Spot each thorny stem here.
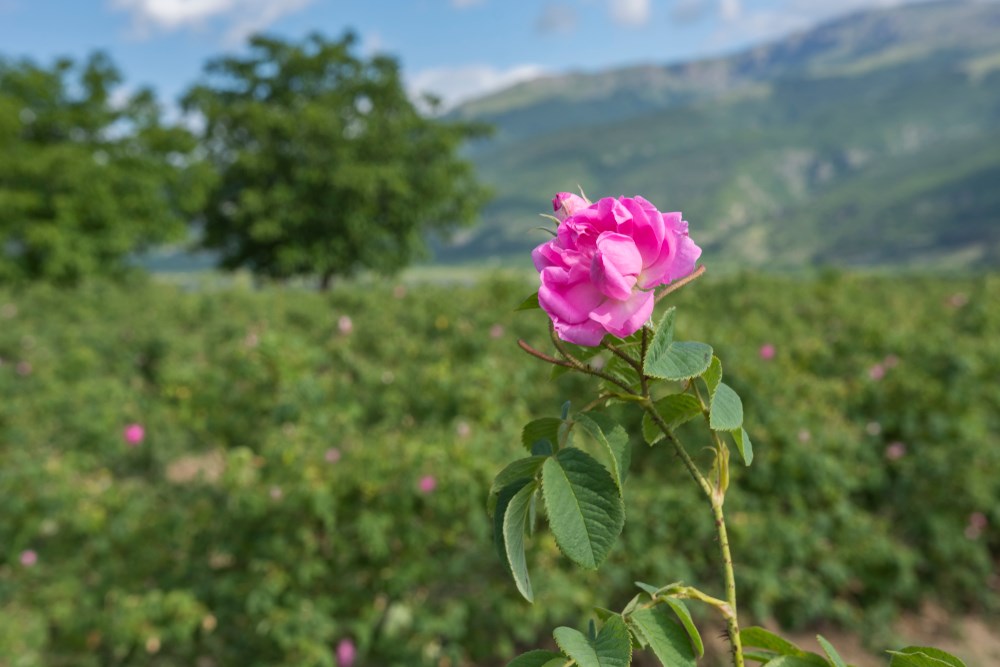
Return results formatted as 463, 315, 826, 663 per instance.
643, 387, 745, 667
601, 339, 642, 373
517, 339, 574, 368
547, 324, 637, 395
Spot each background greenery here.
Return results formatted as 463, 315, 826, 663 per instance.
2, 272, 997, 666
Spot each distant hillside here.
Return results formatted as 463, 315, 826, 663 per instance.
443, 0, 1000, 270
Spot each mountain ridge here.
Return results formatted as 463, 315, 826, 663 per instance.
441, 0, 1000, 270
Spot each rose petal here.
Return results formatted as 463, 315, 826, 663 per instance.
539, 267, 605, 325
590, 232, 642, 300
590, 289, 655, 338
620, 196, 665, 265
552, 192, 590, 221
554, 318, 607, 346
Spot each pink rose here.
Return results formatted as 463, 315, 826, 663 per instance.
759, 344, 776, 360
419, 475, 436, 494
20, 549, 37, 567
533, 194, 701, 346
336, 638, 356, 667
123, 423, 145, 446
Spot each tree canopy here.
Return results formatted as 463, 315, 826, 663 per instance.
0, 52, 208, 285
182, 32, 492, 287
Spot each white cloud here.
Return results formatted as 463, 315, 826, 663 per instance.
110, 0, 316, 43
409, 63, 547, 110
719, 0, 741, 22
537, 3, 579, 34
608, 0, 651, 26
709, 0, 931, 49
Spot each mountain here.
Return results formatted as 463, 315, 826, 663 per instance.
442, 0, 1000, 270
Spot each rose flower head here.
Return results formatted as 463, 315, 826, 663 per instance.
532, 193, 701, 346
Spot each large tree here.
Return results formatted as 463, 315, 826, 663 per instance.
182, 32, 491, 288
0, 52, 207, 285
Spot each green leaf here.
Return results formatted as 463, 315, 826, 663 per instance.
487, 456, 547, 517
733, 428, 754, 466
745, 650, 779, 664
646, 307, 677, 354
663, 598, 704, 658
493, 479, 532, 568
710, 382, 743, 431
643, 308, 713, 380
629, 606, 696, 667
503, 481, 537, 602
703, 355, 723, 396
603, 354, 641, 391
762, 658, 830, 667
888, 647, 967, 667
522, 418, 563, 452
740, 628, 806, 657
575, 412, 631, 491
641, 394, 703, 445
541, 448, 625, 570
507, 650, 565, 667
816, 636, 847, 667
516, 292, 540, 311
553, 616, 631, 667
647, 342, 714, 381
634, 581, 661, 597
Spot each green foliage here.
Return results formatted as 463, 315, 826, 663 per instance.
553, 616, 631, 667
0, 53, 207, 285
817, 635, 847, 667
662, 599, 704, 659
629, 606, 697, 667
887, 647, 967, 667
641, 394, 702, 445
1, 272, 998, 665
644, 308, 713, 380
541, 448, 625, 571
182, 32, 491, 287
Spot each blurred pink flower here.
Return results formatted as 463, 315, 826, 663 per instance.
489, 323, 505, 339
337, 638, 356, 667
868, 364, 885, 381
797, 429, 811, 443
419, 475, 437, 494
947, 292, 968, 308
885, 442, 906, 461
965, 512, 988, 540
456, 421, 471, 438
325, 448, 342, 464
269, 486, 283, 501
123, 423, 145, 446
883, 354, 899, 368
16, 360, 32, 376
759, 344, 776, 361
393, 285, 407, 299
337, 316, 353, 335
20, 549, 37, 567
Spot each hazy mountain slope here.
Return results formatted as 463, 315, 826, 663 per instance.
445, 0, 1000, 270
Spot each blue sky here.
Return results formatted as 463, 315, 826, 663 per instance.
0, 0, 928, 109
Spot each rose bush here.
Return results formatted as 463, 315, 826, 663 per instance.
532, 193, 701, 345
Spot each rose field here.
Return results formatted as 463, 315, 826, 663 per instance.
1, 270, 997, 666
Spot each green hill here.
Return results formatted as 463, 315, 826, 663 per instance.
443, 0, 1000, 270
